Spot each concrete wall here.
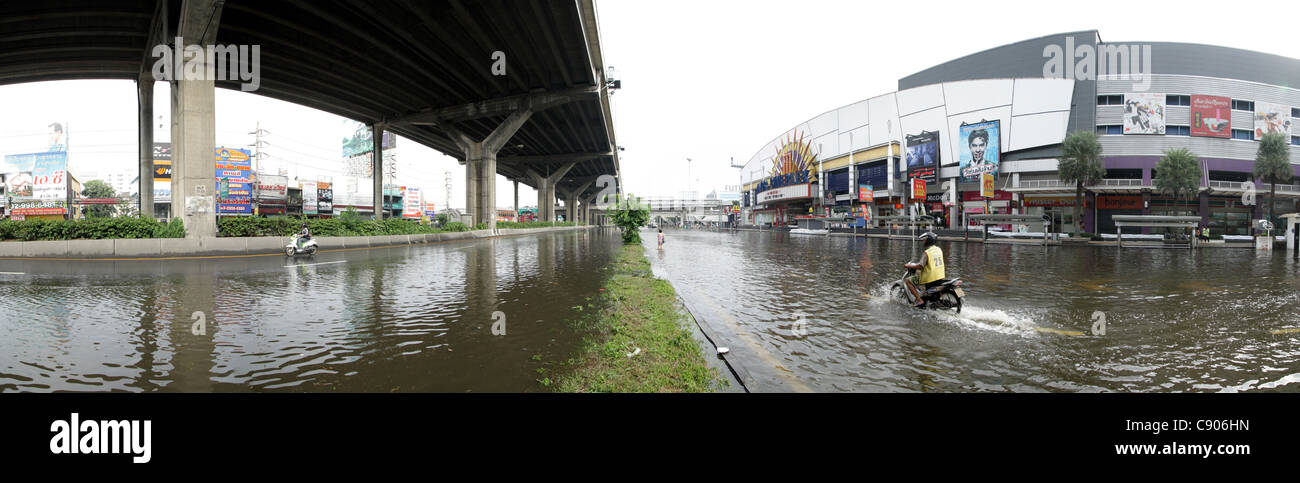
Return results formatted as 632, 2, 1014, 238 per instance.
0, 225, 597, 259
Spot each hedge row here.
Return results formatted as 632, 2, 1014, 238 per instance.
0, 217, 185, 241
216, 215, 469, 237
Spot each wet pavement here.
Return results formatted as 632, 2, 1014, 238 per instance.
645, 228, 1300, 392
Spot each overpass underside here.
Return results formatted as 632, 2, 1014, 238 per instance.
0, 0, 621, 235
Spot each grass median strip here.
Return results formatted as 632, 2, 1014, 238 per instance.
546, 244, 724, 393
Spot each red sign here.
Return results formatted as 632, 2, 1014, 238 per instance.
859, 184, 873, 202
962, 190, 1013, 201
1097, 195, 1142, 210
12, 207, 66, 216
911, 178, 926, 200
1190, 95, 1231, 138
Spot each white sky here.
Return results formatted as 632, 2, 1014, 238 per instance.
2, 0, 1298, 209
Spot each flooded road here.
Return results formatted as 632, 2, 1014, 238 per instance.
0, 229, 622, 392
647, 228, 1300, 392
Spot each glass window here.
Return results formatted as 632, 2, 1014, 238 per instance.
1096, 125, 1123, 135
1292, 108, 1300, 118
1165, 95, 1190, 106
1097, 95, 1125, 106
1293, 136, 1300, 146
1231, 129, 1255, 140
1167, 125, 1190, 136
1232, 99, 1254, 111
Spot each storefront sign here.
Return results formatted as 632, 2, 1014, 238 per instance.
911, 178, 926, 200
963, 190, 1013, 201
1097, 195, 1142, 210
256, 175, 288, 200
758, 183, 811, 204
981, 173, 995, 198
1024, 196, 1077, 207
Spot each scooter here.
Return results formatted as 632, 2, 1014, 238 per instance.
286, 234, 318, 256
891, 268, 964, 312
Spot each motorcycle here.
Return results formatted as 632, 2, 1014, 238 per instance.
891, 268, 964, 312
285, 234, 318, 256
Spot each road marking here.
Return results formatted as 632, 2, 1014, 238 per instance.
1033, 327, 1086, 337
0, 271, 25, 275
283, 260, 347, 268
1271, 328, 1300, 335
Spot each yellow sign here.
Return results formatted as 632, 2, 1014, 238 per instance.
981, 173, 995, 198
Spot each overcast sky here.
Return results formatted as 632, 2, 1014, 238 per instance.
2, 0, 1297, 209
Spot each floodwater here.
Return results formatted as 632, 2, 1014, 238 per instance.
0, 229, 623, 392
646, 228, 1300, 392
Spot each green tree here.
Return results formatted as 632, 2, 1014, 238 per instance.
80, 180, 117, 218
1254, 131, 1293, 224
1058, 130, 1105, 235
610, 194, 650, 244
1154, 148, 1201, 209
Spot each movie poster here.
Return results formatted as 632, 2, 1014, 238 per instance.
1254, 101, 1293, 139
1190, 95, 1231, 138
906, 131, 939, 182
958, 120, 1000, 182
1123, 93, 1166, 135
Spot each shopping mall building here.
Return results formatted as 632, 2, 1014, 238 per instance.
740, 30, 1300, 235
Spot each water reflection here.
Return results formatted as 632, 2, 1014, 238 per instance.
0, 230, 622, 392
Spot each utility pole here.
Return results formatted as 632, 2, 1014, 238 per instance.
248, 122, 269, 201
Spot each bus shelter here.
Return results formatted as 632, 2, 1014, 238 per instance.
1112, 215, 1200, 249
967, 214, 1052, 244
876, 215, 935, 239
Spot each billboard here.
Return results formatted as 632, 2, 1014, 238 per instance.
858, 184, 873, 203
1254, 101, 1293, 139
424, 202, 436, 218
3, 152, 67, 201
342, 122, 397, 158
1123, 93, 1165, 135
215, 147, 253, 215
1190, 95, 1231, 138
302, 181, 318, 215
911, 178, 926, 200
153, 142, 172, 200
958, 120, 1000, 182
256, 175, 288, 200
318, 181, 333, 215
402, 187, 422, 219
905, 131, 939, 182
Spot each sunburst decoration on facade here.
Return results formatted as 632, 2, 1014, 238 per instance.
769, 131, 817, 182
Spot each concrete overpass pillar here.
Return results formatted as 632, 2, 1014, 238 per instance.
445, 109, 535, 230
526, 162, 575, 224
171, 0, 224, 238
513, 179, 519, 222
137, 73, 154, 219
372, 124, 384, 219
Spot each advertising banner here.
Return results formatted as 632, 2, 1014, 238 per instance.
906, 131, 939, 182
1254, 101, 1293, 139
959, 120, 1000, 182
424, 202, 437, 218
1190, 95, 1231, 138
256, 175, 288, 200
402, 187, 422, 219
9, 199, 67, 216
858, 184, 873, 202
318, 181, 333, 215
214, 147, 252, 215
981, 173, 995, 198
4, 152, 68, 215
1123, 93, 1166, 135
911, 178, 926, 200
302, 181, 318, 215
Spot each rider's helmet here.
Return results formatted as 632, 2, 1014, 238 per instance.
301, 223, 308, 229
918, 231, 938, 246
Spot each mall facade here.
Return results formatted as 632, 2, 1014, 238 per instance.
740, 30, 1300, 235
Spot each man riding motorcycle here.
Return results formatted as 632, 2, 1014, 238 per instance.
297, 223, 311, 250
904, 231, 945, 308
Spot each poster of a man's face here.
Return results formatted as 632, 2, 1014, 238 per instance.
48, 123, 66, 152
959, 120, 1000, 182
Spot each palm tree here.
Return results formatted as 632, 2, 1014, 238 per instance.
1154, 148, 1200, 209
1254, 131, 1293, 224
1058, 130, 1105, 235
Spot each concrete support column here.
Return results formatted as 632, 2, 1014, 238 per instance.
445, 109, 535, 230
171, 0, 224, 239
1199, 190, 1210, 229
137, 74, 154, 219
565, 191, 577, 223
1084, 190, 1097, 233
372, 124, 384, 219
526, 162, 575, 224
513, 179, 519, 221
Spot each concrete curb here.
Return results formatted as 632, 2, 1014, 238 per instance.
0, 225, 603, 259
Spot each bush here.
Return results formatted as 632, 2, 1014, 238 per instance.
442, 222, 468, 232
0, 216, 184, 241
